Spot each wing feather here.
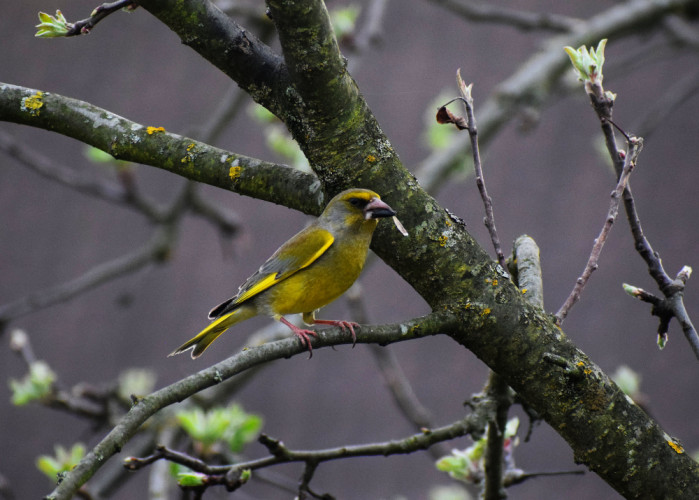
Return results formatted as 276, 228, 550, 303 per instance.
209, 226, 334, 318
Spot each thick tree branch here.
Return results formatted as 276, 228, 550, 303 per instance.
6, 0, 699, 498
0, 84, 322, 214
266, 0, 348, 119
483, 235, 544, 499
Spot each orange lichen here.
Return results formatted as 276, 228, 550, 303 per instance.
21, 91, 44, 116
668, 441, 684, 454
181, 143, 196, 163
365, 154, 377, 163
146, 126, 165, 134
229, 166, 242, 180
438, 235, 448, 247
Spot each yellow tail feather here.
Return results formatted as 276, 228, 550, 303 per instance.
169, 306, 256, 359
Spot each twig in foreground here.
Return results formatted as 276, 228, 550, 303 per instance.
568, 40, 699, 357
555, 137, 643, 324
436, 70, 508, 271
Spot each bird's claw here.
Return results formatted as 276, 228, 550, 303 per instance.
293, 328, 317, 358
313, 319, 359, 347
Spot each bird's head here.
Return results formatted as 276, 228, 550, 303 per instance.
320, 188, 396, 233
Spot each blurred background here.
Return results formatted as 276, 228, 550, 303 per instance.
1, 0, 698, 498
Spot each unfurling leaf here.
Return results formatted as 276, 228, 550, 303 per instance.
564, 39, 607, 85
436, 106, 468, 130
36, 443, 86, 481
35, 10, 72, 37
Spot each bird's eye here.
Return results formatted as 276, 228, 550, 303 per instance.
348, 197, 368, 208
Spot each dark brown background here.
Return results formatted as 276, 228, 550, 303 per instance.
1, 1, 698, 498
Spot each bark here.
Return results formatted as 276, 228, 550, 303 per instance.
2, 0, 699, 498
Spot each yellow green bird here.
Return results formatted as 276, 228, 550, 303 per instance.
170, 188, 397, 358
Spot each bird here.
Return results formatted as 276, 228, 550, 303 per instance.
170, 188, 398, 359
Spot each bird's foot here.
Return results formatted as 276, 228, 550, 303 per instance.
313, 319, 359, 347
280, 317, 318, 357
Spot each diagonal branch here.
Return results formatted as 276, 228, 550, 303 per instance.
0, 226, 172, 325
0, 83, 322, 215
345, 285, 447, 457
555, 138, 643, 324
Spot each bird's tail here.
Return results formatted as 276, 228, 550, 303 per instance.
169, 306, 256, 359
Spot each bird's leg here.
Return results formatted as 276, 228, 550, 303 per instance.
279, 317, 317, 356
311, 319, 359, 347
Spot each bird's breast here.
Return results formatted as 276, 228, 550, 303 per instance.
258, 234, 370, 316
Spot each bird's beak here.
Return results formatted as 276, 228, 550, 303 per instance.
364, 197, 396, 220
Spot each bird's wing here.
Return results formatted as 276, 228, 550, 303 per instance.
209, 226, 334, 318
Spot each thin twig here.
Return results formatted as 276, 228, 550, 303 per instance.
8, 329, 37, 365
9, 329, 116, 421
66, 1, 138, 36
505, 468, 585, 486
583, 75, 699, 357
0, 131, 164, 220
0, 226, 172, 324
633, 70, 699, 140
194, 85, 248, 145
126, 416, 477, 495
456, 71, 508, 270
667, 288, 699, 357
556, 138, 643, 324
